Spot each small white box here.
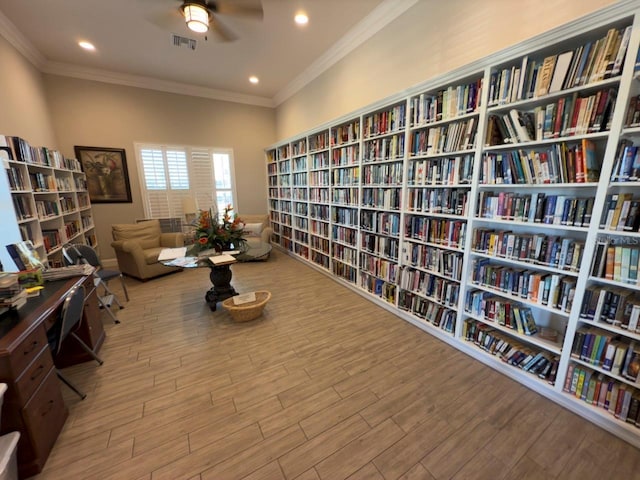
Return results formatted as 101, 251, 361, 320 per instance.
0, 432, 19, 480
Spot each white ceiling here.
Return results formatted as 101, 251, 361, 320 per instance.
0, 0, 417, 107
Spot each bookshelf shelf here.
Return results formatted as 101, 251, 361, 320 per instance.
464, 311, 563, 354
265, 4, 640, 447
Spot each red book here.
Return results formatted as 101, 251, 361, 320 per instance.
574, 144, 585, 183
553, 97, 565, 138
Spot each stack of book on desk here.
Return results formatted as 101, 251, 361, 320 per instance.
0, 273, 26, 310
40, 264, 95, 281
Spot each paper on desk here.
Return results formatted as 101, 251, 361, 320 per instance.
158, 247, 187, 261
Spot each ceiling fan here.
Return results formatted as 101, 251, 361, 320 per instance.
149, 0, 264, 42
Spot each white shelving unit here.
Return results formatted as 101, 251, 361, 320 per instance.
3, 135, 98, 268
265, 2, 640, 448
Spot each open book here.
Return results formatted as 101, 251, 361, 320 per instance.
158, 247, 187, 261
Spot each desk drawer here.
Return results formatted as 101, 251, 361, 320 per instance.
14, 347, 53, 405
22, 367, 67, 461
7, 325, 48, 379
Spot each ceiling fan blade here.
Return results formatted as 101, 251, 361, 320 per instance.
213, 0, 263, 19
145, 8, 185, 31
209, 17, 238, 42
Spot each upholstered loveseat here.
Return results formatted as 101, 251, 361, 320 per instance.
111, 219, 184, 280
240, 214, 273, 246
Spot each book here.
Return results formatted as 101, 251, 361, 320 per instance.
548, 51, 574, 93
209, 254, 237, 266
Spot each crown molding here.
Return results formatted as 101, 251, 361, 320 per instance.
272, 0, 418, 106
42, 62, 275, 107
0, 8, 46, 68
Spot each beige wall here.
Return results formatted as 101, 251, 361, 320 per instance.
275, 0, 618, 139
44, 75, 276, 260
0, 35, 56, 147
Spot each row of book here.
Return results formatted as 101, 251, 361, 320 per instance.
600, 193, 640, 231
486, 88, 615, 146
64, 220, 81, 241
571, 329, 639, 378
581, 287, 640, 332
311, 220, 329, 237
6, 166, 25, 190
463, 320, 559, 384
331, 188, 358, 205
360, 188, 402, 210
12, 196, 34, 221
408, 79, 483, 126
309, 132, 329, 152
310, 152, 329, 169
293, 216, 308, 230
332, 259, 357, 282
291, 139, 306, 157
331, 167, 359, 185
359, 253, 398, 283
360, 273, 396, 305
332, 226, 357, 246
309, 171, 329, 186
409, 117, 478, 156
564, 364, 640, 426
471, 229, 584, 272
294, 231, 308, 244
465, 295, 538, 335
311, 236, 330, 253
332, 243, 357, 265
310, 204, 329, 219
362, 162, 403, 185
407, 155, 474, 186
487, 26, 631, 105
41, 229, 62, 253
360, 211, 400, 237
402, 243, 464, 281
292, 189, 308, 201
29, 172, 57, 192
476, 191, 594, 227
278, 160, 290, 173
332, 145, 359, 166
611, 141, 640, 182
397, 292, 456, 333
293, 158, 307, 171
398, 267, 460, 308
1, 135, 82, 171
35, 200, 59, 219
363, 104, 406, 138
591, 243, 640, 285
624, 96, 640, 128
310, 191, 329, 204
362, 134, 405, 162
404, 217, 467, 249
312, 251, 330, 269
480, 141, 599, 185
469, 262, 576, 312
291, 172, 307, 186
331, 121, 360, 146
406, 187, 469, 216
361, 233, 399, 261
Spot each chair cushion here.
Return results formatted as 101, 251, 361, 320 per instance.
244, 222, 264, 237
112, 220, 161, 249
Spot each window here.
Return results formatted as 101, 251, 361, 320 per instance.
135, 144, 237, 220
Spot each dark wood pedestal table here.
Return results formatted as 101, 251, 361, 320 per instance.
204, 257, 238, 311
160, 248, 238, 311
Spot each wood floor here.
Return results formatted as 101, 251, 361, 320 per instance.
32, 249, 640, 479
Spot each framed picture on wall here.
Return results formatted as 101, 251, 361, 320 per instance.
74, 146, 132, 203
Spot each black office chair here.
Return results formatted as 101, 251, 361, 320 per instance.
48, 285, 103, 400
63, 244, 129, 304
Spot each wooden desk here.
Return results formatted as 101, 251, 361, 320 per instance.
0, 274, 105, 479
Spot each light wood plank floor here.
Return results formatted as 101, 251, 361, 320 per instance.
32, 249, 640, 479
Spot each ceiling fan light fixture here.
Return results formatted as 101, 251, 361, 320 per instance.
183, 2, 209, 33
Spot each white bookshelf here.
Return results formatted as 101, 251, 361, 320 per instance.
265, 2, 640, 448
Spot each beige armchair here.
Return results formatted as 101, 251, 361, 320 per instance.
111, 219, 184, 281
240, 214, 273, 246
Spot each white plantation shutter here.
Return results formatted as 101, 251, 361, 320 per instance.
135, 143, 237, 221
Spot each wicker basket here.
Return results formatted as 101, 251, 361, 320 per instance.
222, 291, 271, 322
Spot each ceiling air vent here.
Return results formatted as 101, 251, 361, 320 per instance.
171, 34, 197, 51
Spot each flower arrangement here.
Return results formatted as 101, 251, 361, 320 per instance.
194, 205, 245, 251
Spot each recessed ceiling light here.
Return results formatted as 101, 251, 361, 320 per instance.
249, 76, 259, 84
294, 12, 308, 25
78, 41, 95, 51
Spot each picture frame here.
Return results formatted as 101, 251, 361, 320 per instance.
74, 146, 132, 203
